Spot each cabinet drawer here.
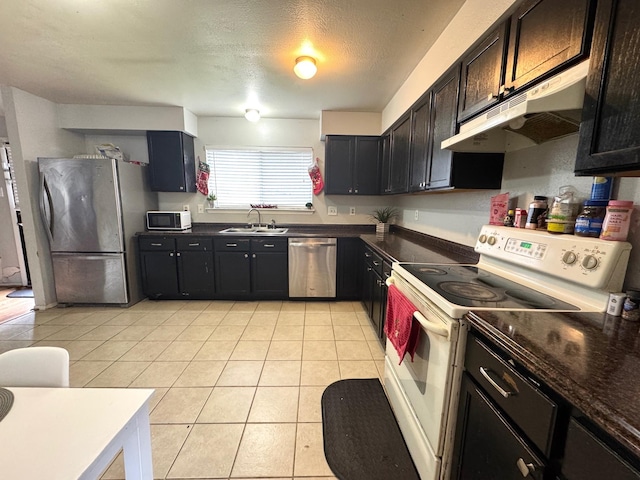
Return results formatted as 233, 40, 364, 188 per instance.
251, 238, 288, 252
177, 237, 213, 251
214, 238, 250, 251
364, 248, 383, 275
465, 335, 557, 456
139, 237, 176, 251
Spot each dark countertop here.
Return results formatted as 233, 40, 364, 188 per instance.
467, 309, 640, 459
138, 222, 639, 458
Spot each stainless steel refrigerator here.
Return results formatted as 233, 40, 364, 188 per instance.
38, 156, 157, 305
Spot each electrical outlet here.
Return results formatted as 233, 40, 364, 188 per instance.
183, 204, 190, 212
414, 210, 419, 221
349, 207, 356, 215
328, 206, 338, 216
197, 204, 204, 213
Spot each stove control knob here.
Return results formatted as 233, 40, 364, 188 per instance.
487, 236, 497, 246
562, 251, 577, 265
479, 234, 487, 244
582, 254, 599, 270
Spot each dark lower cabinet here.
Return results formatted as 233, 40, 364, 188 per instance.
139, 236, 214, 299
337, 237, 362, 300
250, 239, 288, 298
361, 245, 390, 344
140, 250, 179, 298
575, 0, 640, 175
562, 416, 640, 480
452, 375, 546, 480
214, 237, 288, 299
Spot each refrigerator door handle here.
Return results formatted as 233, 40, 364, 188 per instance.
40, 174, 54, 243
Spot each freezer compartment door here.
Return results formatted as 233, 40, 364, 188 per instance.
52, 253, 129, 304
39, 157, 124, 253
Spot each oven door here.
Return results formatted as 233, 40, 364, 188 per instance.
384, 273, 464, 480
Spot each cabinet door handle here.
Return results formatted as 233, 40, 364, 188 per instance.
244, 253, 249, 258
367, 267, 372, 272
364, 252, 372, 258
479, 366, 515, 398
264, 244, 275, 248
151, 243, 162, 247
373, 261, 380, 266
188, 243, 200, 246
169, 252, 174, 257
226, 243, 238, 247
252, 253, 256, 258
354, 189, 358, 193
176, 252, 181, 257
516, 458, 535, 477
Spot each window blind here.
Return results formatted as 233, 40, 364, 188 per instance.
205, 147, 313, 208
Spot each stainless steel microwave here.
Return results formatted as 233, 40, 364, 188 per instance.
146, 211, 192, 231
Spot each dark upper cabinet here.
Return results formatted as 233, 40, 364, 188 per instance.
575, 0, 640, 175
147, 131, 196, 192
325, 135, 380, 195
458, 23, 508, 122
388, 112, 411, 194
379, 130, 391, 194
409, 92, 432, 192
428, 66, 505, 191
503, 0, 593, 95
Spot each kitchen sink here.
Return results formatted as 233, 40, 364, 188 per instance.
219, 227, 288, 234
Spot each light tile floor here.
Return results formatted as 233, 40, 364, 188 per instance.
0, 299, 386, 480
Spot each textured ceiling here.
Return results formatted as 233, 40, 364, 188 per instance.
0, 0, 465, 119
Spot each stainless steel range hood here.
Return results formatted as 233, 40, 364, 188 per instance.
442, 60, 589, 153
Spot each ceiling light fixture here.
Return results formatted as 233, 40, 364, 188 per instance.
293, 56, 317, 79
245, 108, 260, 122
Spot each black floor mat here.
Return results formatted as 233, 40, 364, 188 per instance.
6, 289, 33, 298
321, 378, 420, 480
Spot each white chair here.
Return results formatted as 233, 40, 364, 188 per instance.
0, 347, 69, 387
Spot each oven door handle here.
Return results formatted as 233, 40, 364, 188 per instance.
387, 276, 450, 338
412, 311, 450, 338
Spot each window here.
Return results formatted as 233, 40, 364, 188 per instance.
205, 146, 313, 208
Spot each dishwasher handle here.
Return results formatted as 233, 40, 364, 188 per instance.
289, 242, 336, 248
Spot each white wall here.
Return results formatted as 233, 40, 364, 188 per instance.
1, 86, 86, 308
382, 0, 517, 130
0, 116, 7, 137
158, 116, 392, 226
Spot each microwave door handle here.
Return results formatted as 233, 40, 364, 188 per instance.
39, 174, 54, 243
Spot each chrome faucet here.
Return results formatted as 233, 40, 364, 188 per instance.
247, 208, 261, 228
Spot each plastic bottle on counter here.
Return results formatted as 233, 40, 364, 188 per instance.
547, 186, 580, 234
503, 209, 515, 227
621, 290, 640, 321
574, 200, 608, 237
600, 200, 634, 241
525, 196, 548, 229
590, 176, 614, 201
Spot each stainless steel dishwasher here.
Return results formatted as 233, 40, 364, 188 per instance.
288, 238, 337, 298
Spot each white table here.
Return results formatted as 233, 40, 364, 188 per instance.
0, 387, 154, 480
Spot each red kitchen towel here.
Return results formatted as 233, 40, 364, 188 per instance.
385, 285, 421, 364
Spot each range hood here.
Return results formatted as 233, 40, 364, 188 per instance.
442, 60, 589, 153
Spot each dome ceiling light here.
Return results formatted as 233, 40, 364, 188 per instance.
245, 108, 260, 122
293, 56, 317, 79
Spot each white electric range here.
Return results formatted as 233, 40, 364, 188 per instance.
384, 225, 632, 480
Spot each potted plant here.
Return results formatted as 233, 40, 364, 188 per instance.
206, 194, 217, 208
371, 207, 398, 233
207, 193, 217, 208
